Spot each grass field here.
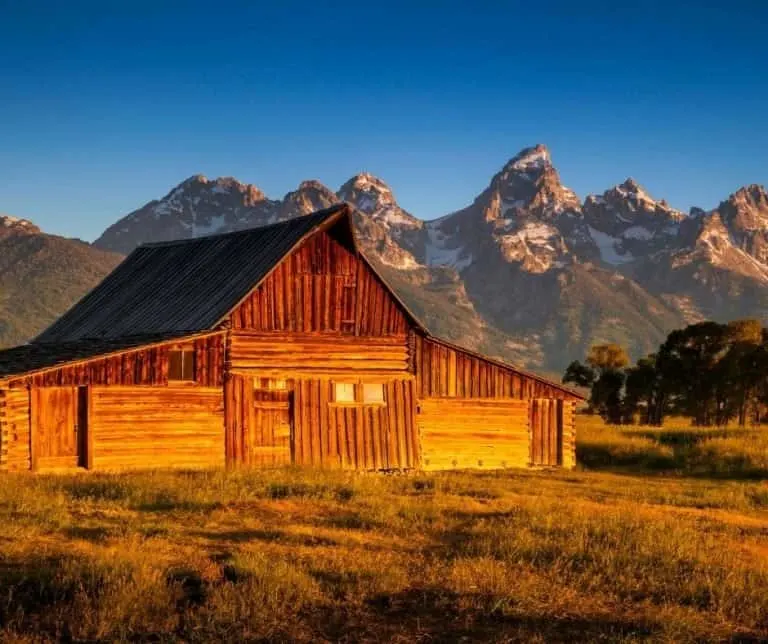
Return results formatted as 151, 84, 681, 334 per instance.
1, 417, 768, 642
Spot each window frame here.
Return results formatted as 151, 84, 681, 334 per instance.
330, 380, 387, 407
168, 347, 196, 383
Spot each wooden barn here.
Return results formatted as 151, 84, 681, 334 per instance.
0, 205, 583, 473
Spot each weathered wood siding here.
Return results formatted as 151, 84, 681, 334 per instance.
529, 399, 576, 467
295, 378, 418, 470
229, 332, 409, 377
0, 388, 31, 471
7, 335, 224, 389
419, 398, 530, 470
225, 375, 418, 469
90, 386, 224, 470
414, 335, 578, 400
229, 231, 409, 336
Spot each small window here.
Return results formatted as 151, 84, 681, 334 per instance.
362, 383, 385, 404
334, 382, 356, 403
169, 349, 195, 381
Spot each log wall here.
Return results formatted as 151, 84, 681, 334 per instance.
418, 398, 530, 470
229, 231, 409, 336
7, 335, 224, 389
229, 332, 409, 377
0, 388, 31, 471
90, 386, 224, 470
414, 335, 579, 401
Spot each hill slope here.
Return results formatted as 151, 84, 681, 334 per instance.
0, 216, 122, 347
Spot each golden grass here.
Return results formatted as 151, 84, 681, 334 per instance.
1, 417, 767, 642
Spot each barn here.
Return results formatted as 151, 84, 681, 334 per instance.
0, 204, 583, 473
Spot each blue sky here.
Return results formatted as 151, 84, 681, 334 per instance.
1, 1, 766, 240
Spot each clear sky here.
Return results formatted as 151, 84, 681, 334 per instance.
1, 0, 766, 240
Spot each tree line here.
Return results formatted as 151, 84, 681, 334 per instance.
563, 319, 768, 426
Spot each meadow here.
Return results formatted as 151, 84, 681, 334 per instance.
1, 417, 768, 642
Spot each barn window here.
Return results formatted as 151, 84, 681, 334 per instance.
334, 382, 356, 403
169, 349, 195, 381
362, 383, 385, 404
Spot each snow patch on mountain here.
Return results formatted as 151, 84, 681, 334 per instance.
588, 226, 634, 265
622, 226, 654, 240
425, 226, 472, 271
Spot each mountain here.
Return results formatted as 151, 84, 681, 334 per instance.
7, 145, 766, 372
394, 146, 686, 369
0, 215, 122, 347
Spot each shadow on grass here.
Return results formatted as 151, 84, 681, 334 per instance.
192, 528, 339, 547
314, 587, 663, 643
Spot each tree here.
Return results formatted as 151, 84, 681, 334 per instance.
565, 344, 630, 424
562, 360, 596, 389
656, 322, 731, 426
624, 354, 663, 425
587, 344, 630, 372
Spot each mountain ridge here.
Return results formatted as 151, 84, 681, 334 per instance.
3, 145, 766, 372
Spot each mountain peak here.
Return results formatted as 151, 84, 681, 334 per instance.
338, 173, 397, 214
0, 214, 40, 235
506, 144, 551, 173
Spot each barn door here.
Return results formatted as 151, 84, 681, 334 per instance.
251, 389, 293, 466
33, 387, 87, 470
529, 399, 563, 466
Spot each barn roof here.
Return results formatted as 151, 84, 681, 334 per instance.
36, 205, 350, 343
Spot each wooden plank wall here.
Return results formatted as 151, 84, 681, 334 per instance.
414, 335, 579, 401
90, 386, 224, 470
419, 398, 530, 471
226, 375, 418, 470
229, 332, 409, 376
529, 399, 575, 467
561, 400, 577, 469
7, 335, 224, 390
294, 378, 418, 470
224, 374, 254, 466
0, 388, 31, 471
229, 231, 409, 336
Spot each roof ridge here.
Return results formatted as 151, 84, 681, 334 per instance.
138, 204, 348, 248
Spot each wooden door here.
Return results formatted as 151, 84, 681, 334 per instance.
33, 387, 85, 470
251, 390, 293, 466
529, 399, 564, 466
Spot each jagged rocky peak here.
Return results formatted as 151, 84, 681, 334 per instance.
0, 214, 40, 236
583, 177, 686, 253
278, 180, 338, 218
338, 172, 398, 214
338, 172, 422, 235
166, 174, 268, 207
507, 144, 552, 172
482, 144, 580, 221
717, 184, 768, 231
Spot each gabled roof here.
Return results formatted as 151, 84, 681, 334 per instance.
36, 205, 351, 343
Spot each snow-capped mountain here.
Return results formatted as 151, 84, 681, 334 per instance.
27, 146, 768, 371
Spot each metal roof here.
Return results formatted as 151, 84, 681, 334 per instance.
36, 205, 349, 343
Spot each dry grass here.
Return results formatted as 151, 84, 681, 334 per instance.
1, 417, 768, 642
